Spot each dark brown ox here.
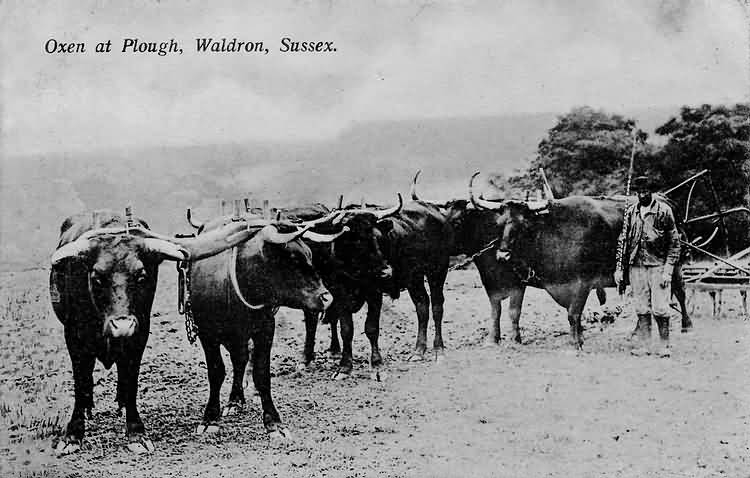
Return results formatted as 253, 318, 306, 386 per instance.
469, 179, 691, 349
185, 211, 345, 437
370, 192, 457, 361
272, 197, 402, 380
49, 210, 257, 455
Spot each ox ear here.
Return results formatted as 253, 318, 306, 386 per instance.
50, 237, 95, 265
143, 238, 189, 262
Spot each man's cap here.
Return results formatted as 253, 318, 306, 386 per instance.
631, 175, 657, 192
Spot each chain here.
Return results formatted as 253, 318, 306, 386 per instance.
448, 238, 500, 271
177, 260, 199, 344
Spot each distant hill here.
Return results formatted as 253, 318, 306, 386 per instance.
0, 106, 681, 269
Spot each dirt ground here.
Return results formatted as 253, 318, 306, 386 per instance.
1, 266, 749, 478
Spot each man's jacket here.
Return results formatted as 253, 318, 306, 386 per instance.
615, 198, 681, 284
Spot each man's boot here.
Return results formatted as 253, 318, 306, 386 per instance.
654, 315, 671, 358
630, 314, 652, 356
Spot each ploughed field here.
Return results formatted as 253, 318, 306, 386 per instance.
1, 266, 748, 478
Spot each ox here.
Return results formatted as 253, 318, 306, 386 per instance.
273, 197, 402, 380
371, 195, 457, 361
185, 210, 346, 437
469, 178, 692, 349
49, 210, 257, 455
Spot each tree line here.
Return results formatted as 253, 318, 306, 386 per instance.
505, 103, 750, 253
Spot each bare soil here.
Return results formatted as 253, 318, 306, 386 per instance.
1, 267, 748, 478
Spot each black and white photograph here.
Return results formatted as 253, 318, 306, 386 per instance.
1, 1, 749, 476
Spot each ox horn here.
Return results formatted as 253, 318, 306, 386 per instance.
410, 170, 422, 201
300, 209, 347, 227
303, 226, 350, 243
186, 207, 204, 230
143, 238, 189, 261
469, 172, 504, 210
50, 226, 141, 265
259, 224, 313, 244
50, 237, 94, 265
375, 193, 403, 220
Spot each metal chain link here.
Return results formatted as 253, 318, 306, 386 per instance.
177, 260, 199, 344
448, 238, 500, 272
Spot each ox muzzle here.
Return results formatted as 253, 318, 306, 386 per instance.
103, 315, 138, 338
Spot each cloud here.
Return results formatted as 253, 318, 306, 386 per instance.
1, 0, 746, 155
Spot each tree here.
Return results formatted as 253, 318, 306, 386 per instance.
524, 106, 649, 197
651, 103, 750, 251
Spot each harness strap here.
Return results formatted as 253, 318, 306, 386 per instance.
229, 246, 267, 310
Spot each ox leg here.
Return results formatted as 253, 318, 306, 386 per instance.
225, 335, 249, 416
484, 291, 503, 345
365, 292, 384, 380
428, 268, 448, 360
327, 317, 342, 358
407, 278, 430, 361
60, 343, 95, 450
118, 353, 155, 454
508, 288, 526, 344
300, 310, 319, 368
566, 288, 589, 350
672, 279, 693, 332
251, 311, 288, 437
333, 310, 354, 380
199, 339, 225, 426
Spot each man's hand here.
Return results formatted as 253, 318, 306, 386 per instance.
660, 266, 672, 288
614, 269, 623, 285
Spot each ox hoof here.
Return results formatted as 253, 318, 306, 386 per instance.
327, 351, 342, 360
407, 352, 426, 362
331, 368, 351, 381
53, 438, 81, 457
222, 403, 243, 417
482, 338, 501, 348
125, 435, 155, 455
434, 350, 446, 362
268, 426, 292, 441
370, 368, 387, 382
195, 424, 220, 435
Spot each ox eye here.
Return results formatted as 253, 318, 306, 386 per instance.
136, 270, 148, 283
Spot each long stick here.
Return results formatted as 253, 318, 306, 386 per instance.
625, 128, 638, 196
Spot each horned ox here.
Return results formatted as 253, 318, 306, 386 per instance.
468, 174, 692, 348
185, 210, 347, 437
49, 210, 260, 455
275, 197, 402, 380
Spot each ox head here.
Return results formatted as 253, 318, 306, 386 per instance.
330, 193, 403, 281
51, 227, 187, 339
187, 210, 352, 312
238, 220, 346, 312
469, 172, 549, 262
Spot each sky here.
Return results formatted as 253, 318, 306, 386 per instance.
1, 0, 747, 156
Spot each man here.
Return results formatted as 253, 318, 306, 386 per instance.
614, 175, 681, 357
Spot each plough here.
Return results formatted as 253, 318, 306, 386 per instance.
661, 169, 750, 319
